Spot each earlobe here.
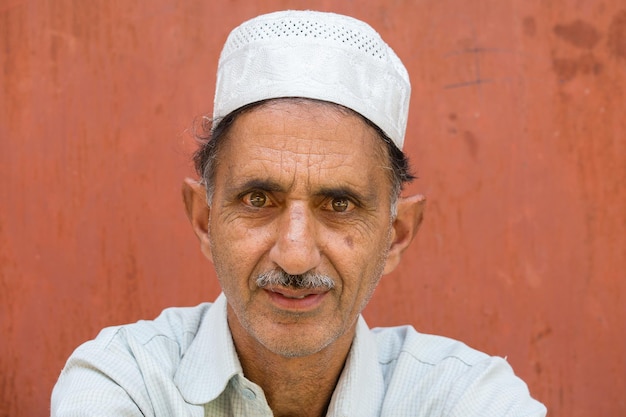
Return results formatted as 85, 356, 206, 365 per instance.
383, 194, 426, 274
182, 177, 214, 262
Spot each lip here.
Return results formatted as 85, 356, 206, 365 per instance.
264, 288, 329, 311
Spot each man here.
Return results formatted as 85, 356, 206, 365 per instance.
51, 10, 546, 417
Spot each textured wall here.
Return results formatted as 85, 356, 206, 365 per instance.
1, 1, 625, 416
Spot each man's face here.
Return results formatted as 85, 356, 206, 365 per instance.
206, 100, 396, 358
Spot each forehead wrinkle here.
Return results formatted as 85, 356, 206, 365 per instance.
221, 99, 393, 198
238, 148, 370, 200
271, 139, 351, 186
281, 137, 384, 193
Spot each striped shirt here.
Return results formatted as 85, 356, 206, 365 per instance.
51, 294, 546, 416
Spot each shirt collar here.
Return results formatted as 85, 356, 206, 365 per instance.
326, 315, 385, 417
174, 293, 385, 414
175, 293, 242, 404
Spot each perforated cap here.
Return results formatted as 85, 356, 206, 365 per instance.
213, 10, 411, 149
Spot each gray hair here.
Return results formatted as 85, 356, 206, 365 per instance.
256, 269, 335, 291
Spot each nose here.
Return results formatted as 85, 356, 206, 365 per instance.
269, 202, 321, 275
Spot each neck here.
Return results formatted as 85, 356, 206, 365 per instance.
228, 308, 356, 417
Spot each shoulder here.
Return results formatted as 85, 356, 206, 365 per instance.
51, 303, 216, 416
371, 326, 546, 417
372, 324, 488, 368
93, 303, 213, 352
371, 325, 493, 391
70, 302, 216, 379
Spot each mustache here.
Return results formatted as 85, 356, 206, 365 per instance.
256, 269, 335, 290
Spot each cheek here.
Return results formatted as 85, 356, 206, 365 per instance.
328, 224, 391, 280
209, 220, 274, 274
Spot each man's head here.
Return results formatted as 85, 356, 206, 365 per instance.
183, 10, 425, 359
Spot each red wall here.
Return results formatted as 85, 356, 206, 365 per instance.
1, 1, 625, 416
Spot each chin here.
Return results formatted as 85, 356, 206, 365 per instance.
261, 337, 335, 358
254, 324, 342, 358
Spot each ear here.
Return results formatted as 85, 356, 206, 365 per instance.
383, 194, 426, 274
182, 177, 213, 262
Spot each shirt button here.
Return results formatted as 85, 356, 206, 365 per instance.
242, 388, 256, 400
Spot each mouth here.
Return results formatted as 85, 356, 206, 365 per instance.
281, 294, 308, 299
264, 287, 329, 311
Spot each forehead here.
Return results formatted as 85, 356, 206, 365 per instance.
215, 100, 391, 192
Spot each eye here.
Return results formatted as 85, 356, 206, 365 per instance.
244, 191, 270, 208
330, 197, 351, 212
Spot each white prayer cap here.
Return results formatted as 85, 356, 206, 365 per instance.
213, 10, 411, 150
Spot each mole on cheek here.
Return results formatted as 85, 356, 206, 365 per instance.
344, 236, 353, 248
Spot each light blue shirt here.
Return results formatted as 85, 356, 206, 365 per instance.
51, 294, 546, 416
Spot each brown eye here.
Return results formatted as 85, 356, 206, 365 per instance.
331, 198, 350, 212
248, 191, 268, 208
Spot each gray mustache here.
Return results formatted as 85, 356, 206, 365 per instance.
256, 269, 335, 290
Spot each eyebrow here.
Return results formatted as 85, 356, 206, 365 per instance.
315, 186, 375, 207
228, 178, 285, 196
226, 179, 377, 207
